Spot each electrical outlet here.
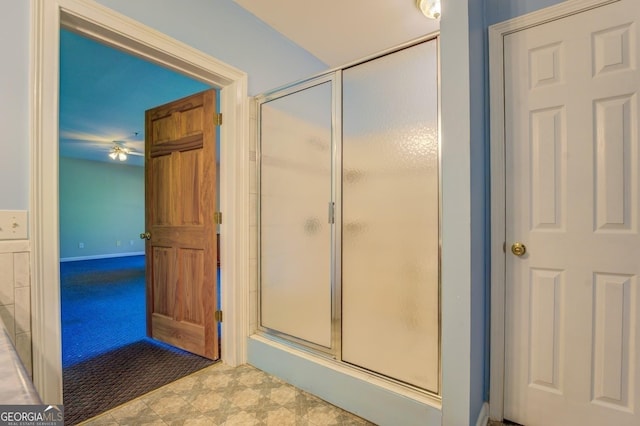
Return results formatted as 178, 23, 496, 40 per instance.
78, 242, 84, 249
0, 210, 28, 240
130, 240, 135, 246
116, 240, 121, 247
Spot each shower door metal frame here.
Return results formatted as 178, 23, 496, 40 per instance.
256, 72, 341, 358
256, 33, 442, 397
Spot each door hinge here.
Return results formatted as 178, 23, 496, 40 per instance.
215, 310, 223, 322
214, 211, 222, 224
214, 113, 223, 126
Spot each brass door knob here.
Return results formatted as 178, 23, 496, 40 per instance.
511, 242, 526, 257
140, 231, 151, 240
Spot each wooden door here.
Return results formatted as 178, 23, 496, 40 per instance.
143, 89, 219, 360
504, 0, 640, 424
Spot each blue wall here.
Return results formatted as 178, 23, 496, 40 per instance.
93, 0, 328, 95
485, 0, 568, 26
0, 0, 328, 211
0, 0, 571, 422
470, 0, 488, 420
0, 1, 29, 210
59, 157, 145, 260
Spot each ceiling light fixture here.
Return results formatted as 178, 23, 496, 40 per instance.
109, 145, 128, 161
417, 0, 441, 20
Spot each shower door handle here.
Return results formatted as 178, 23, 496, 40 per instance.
328, 202, 335, 224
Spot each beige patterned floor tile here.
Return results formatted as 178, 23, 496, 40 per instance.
294, 390, 329, 418
135, 420, 169, 426
297, 390, 325, 405
145, 394, 191, 417
80, 364, 380, 426
305, 404, 343, 426
229, 387, 262, 409
237, 369, 268, 387
264, 406, 296, 426
141, 387, 178, 404
108, 399, 162, 423
166, 375, 200, 393
149, 403, 212, 426
202, 373, 234, 390
203, 408, 235, 426
269, 386, 297, 406
78, 412, 119, 425
223, 410, 261, 426
178, 415, 222, 426
190, 392, 228, 412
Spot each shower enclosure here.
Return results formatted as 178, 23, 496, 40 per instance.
257, 37, 440, 395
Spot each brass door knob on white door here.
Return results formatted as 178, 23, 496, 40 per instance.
511, 242, 526, 257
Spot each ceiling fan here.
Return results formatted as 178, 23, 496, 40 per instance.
108, 143, 143, 161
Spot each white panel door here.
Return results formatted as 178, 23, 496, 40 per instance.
504, 1, 640, 425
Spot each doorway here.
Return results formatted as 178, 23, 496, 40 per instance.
31, 0, 249, 405
58, 29, 219, 423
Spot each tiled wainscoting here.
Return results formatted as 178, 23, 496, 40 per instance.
0, 240, 32, 376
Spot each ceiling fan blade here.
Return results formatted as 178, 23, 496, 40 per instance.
59, 130, 112, 143
60, 130, 143, 144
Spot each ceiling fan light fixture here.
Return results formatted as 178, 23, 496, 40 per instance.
109, 144, 129, 161
417, 0, 441, 20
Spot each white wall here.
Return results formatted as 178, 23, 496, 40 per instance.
0, 1, 30, 210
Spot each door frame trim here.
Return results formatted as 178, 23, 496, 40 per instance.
30, 0, 249, 403
488, 0, 621, 420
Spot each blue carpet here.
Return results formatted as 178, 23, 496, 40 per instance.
60, 255, 215, 424
60, 255, 148, 368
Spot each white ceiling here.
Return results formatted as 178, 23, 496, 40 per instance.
233, 0, 440, 68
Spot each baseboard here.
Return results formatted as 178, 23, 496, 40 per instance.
247, 335, 442, 426
476, 402, 489, 426
60, 251, 145, 262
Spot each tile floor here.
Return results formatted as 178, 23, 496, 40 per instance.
80, 363, 376, 425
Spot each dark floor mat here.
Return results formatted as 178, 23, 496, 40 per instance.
63, 339, 214, 425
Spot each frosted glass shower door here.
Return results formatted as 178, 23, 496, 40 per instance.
342, 40, 440, 392
259, 81, 334, 349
